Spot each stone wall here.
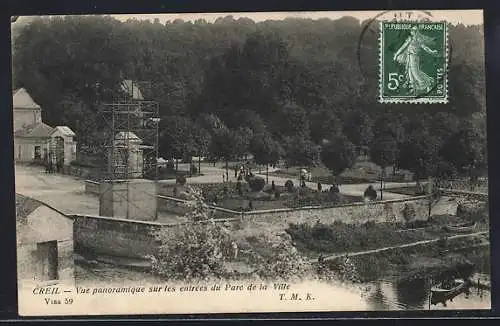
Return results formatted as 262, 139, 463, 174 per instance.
84, 180, 100, 195
439, 188, 488, 202
156, 194, 456, 227
71, 214, 237, 259
71, 214, 164, 259
99, 180, 158, 221
236, 196, 448, 230
66, 165, 101, 180
156, 195, 190, 215
157, 195, 238, 219
71, 195, 458, 260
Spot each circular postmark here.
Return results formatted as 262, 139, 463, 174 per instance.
357, 10, 453, 103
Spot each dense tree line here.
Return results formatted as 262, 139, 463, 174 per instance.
12, 15, 487, 182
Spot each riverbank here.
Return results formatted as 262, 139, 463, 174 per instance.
287, 213, 489, 259
340, 235, 490, 283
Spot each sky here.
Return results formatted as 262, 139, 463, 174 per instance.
13, 9, 483, 28
111, 10, 483, 25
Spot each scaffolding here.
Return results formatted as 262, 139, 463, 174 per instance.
96, 81, 160, 181
95, 81, 160, 220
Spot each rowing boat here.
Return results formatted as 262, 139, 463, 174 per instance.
430, 279, 467, 305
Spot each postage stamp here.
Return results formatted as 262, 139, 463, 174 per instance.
379, 21, 449, 103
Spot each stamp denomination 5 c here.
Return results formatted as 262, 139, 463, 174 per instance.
379, 21, 448, 103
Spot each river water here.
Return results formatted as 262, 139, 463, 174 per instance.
364, 272, 491, 310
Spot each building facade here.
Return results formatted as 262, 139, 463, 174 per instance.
13, 88, 77, 165
16, 194, 75, 288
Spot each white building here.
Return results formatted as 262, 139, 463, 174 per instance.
16, 194, 75, 288
13, 88, 77, 165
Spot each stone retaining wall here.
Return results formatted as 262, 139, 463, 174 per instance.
70, 214, 237, 259
84, 180, 100, 195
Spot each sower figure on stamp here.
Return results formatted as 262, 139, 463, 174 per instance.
393, 26, 439, 95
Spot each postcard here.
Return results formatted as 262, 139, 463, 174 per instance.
12, 9, 490, 316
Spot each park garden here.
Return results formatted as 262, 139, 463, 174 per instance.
12, 16, 489, 283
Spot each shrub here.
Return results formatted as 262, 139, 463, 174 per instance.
176, 174, 187, 185
329, 184, 340, 193
284, 190, 343, 208
285, 180, 294, 192
150, 188, 233, 281
263, 184, 274, 194
252, 232, 313, 281
248, 176, 266, 192
363, 185, 377, 200
402, 203, 416, 222
437, 237, 448, 248
201, 183, 233, 203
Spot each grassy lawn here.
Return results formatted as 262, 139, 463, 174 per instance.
158, 182, 362, 211
268, 158, 412, 184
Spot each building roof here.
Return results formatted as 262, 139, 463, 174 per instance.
51, 126, 76, 137
16, 194, 43, 223
121, 80, 144, 100
14, 122, 54, 138
16, 194, 72, 224
12, 88, 41, 109
115, 131, 142, 143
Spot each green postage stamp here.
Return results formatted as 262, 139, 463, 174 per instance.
379, 21, 449, 103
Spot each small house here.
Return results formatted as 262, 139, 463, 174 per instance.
111, 131, 145, 178
13, 88, 77, 165
121, 79, 145, 100
16, 194, 75, 288
50, 126, 77, 165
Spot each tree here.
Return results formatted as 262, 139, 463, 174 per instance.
191, 125, 212, 174
159, 116, 195, 171
309, 109, 342, 144
13, 16, 130, 125
430, 112, 460, 143
440, 120, 486, 190
57, 95, 98, 156
150, 187, 233, 281
342, 109, 374, 155
283, 136, 321, 169
209, 128, 245, 180
250, 132, 284, 183
229, 109, 267, 134
233, 127, 253, 161
398, 129, 441, 184
12, 16, 486, 185
275, 102, 310, 139
369, 134, 398, 200
320, 135, 357, 185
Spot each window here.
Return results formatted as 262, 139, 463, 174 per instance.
37, 241, 59, 281
34, 146, 41, 160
